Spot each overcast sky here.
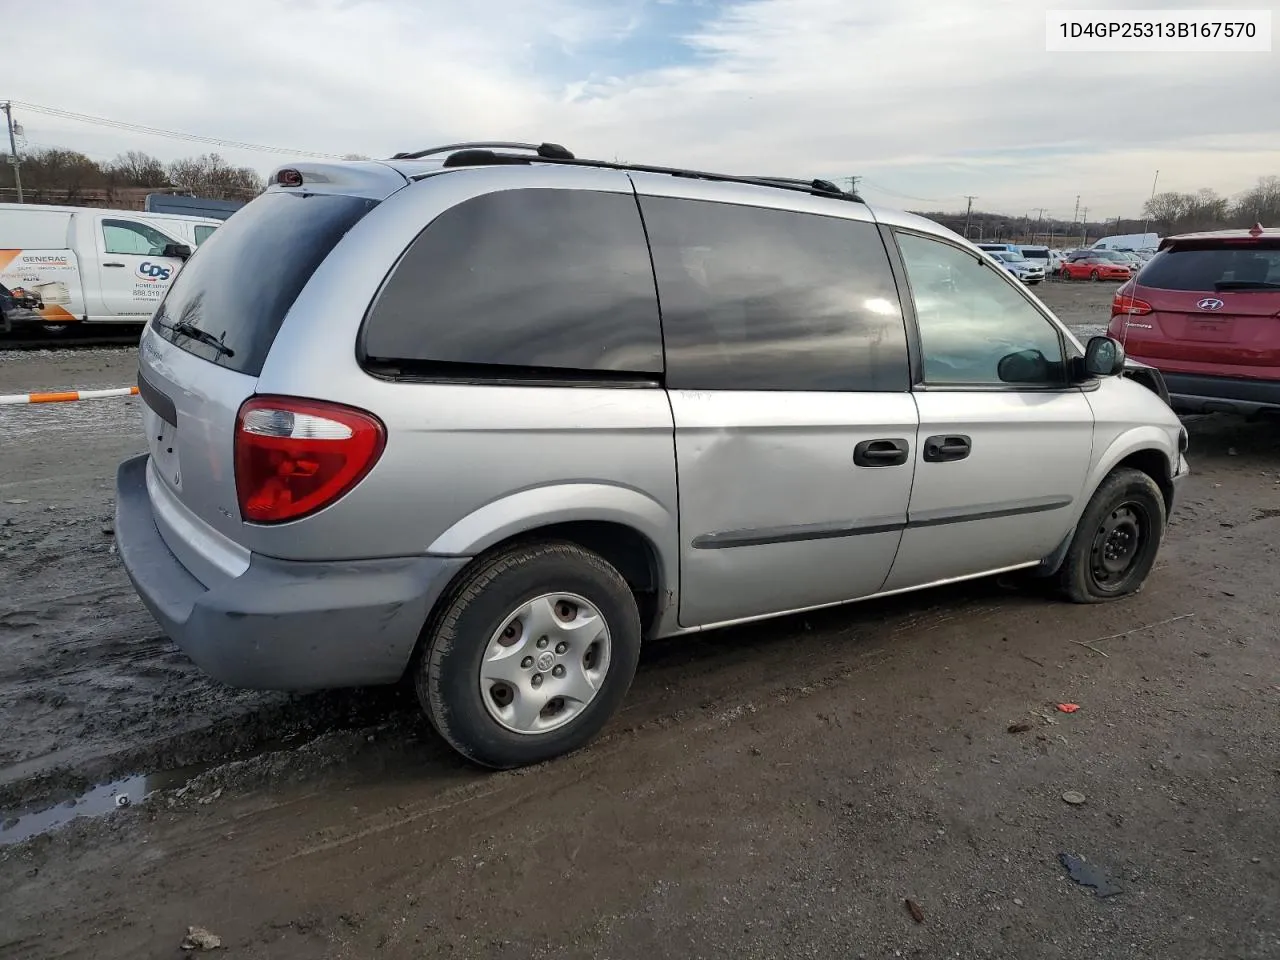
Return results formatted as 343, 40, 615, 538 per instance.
6, 0, 1276, 219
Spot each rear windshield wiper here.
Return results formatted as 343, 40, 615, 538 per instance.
1213, 280, 1280, 291
157, 318, 235, 358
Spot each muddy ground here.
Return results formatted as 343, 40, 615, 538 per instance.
1, 283, 1278, 959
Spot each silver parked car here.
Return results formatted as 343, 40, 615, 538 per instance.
989, 249, 1046, 284
116, 143, 1190, 768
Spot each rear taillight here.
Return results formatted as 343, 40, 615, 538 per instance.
234, 396, 385, 524
1112, 293, 1152, 317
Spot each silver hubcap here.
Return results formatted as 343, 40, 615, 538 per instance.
479, 593, 612, 735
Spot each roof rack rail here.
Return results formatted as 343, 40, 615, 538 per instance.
390, 141, 574, 161
427, 148, 864, 203
746, 176, 853, 199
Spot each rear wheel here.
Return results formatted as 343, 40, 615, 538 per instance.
1057, 468, 1166, 603
415, 541, 641, 768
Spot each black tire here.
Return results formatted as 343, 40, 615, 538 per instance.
415, 541, 641, 769
1090, 269, 1101, 282
1060, 269, 1072, 281
1057, 468, 1166, 604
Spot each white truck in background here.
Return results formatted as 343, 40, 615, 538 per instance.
0, 203, 221, 334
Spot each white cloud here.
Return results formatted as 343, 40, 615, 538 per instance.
6, 0, 1275, 217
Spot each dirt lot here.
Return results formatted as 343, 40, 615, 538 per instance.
1, 284, 1278, 959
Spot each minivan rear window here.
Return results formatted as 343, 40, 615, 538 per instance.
361, 188, 663, 376
152, 192, 377, 376
1139, 241, 1280, 291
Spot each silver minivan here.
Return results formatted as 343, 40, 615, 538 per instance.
115, 143, 1189, 768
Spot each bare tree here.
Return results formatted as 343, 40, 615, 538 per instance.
1142, 192, 1189, 234
106, 150, 169, 187
18, 148, 106, 203
166, 153, 264, 200
1231, 175, 1280, 226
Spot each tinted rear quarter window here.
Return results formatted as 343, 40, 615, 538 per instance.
1139, 241, 1280, 290
362, 188, 663, 375
153, 192, 377, 376
640, 196, 908, 391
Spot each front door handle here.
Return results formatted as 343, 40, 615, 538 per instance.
854, 438, 910, 467
102, 262, 126, 268
923, 434, 971, 462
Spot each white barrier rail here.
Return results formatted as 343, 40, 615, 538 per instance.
0, 386, 139, 405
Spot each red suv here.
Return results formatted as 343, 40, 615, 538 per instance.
1107, 225, 1280, 416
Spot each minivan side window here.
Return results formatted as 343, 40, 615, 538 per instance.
895, 232, 1065, 387
362, 188, 663, 375
640, 196, 909, 392
102, 220, 174, 257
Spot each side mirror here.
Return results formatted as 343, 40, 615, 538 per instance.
997, 348, 1051, 384
163, 242, 193, 261
1083, 335, 1126, 377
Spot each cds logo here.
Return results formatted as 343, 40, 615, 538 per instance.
136, 261, 173, 283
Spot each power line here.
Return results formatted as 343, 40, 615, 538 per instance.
7, 100, 345, 159
858, 178, 949, 204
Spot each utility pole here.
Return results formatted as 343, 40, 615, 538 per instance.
2, 101, 23, 204
846, 176, 861, 195
1072, 194, 1080, 227
963, 195, 977, 239
1033, 207, 1046, 244
1080, 207, 1089, 246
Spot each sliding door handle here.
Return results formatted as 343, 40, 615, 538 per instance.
854, 438, 910, 467
923, 435, 971, 462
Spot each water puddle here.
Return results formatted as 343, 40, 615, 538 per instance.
0, 764, 208, 847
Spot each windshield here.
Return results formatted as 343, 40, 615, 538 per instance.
995, 251, 1026, 262
1138, 242, 1280, 291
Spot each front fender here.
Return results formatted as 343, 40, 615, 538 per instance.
1036, 425, 1180, 577
1085, 425, 1178, 500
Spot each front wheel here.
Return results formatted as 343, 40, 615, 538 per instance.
1057, 468, 1166, 603
415, 541, 641, 768
1090, 269, 1101, 282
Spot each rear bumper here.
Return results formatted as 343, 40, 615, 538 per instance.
1160, 372, 1280, 416
114, 454, 469, 690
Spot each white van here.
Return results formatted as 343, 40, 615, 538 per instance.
0, 203, 221, 333
1092, 233, 1160, 252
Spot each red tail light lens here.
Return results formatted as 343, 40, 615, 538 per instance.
1111, 293, 1152, 317
234, 396, 385, 524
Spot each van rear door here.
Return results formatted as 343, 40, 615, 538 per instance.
136, 189, 382, 578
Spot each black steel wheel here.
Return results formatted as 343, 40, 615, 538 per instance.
1058, 468, 1166, 603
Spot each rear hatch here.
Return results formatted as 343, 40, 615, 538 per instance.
136, 186, 383, 580
1119, 238, 1280, 377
